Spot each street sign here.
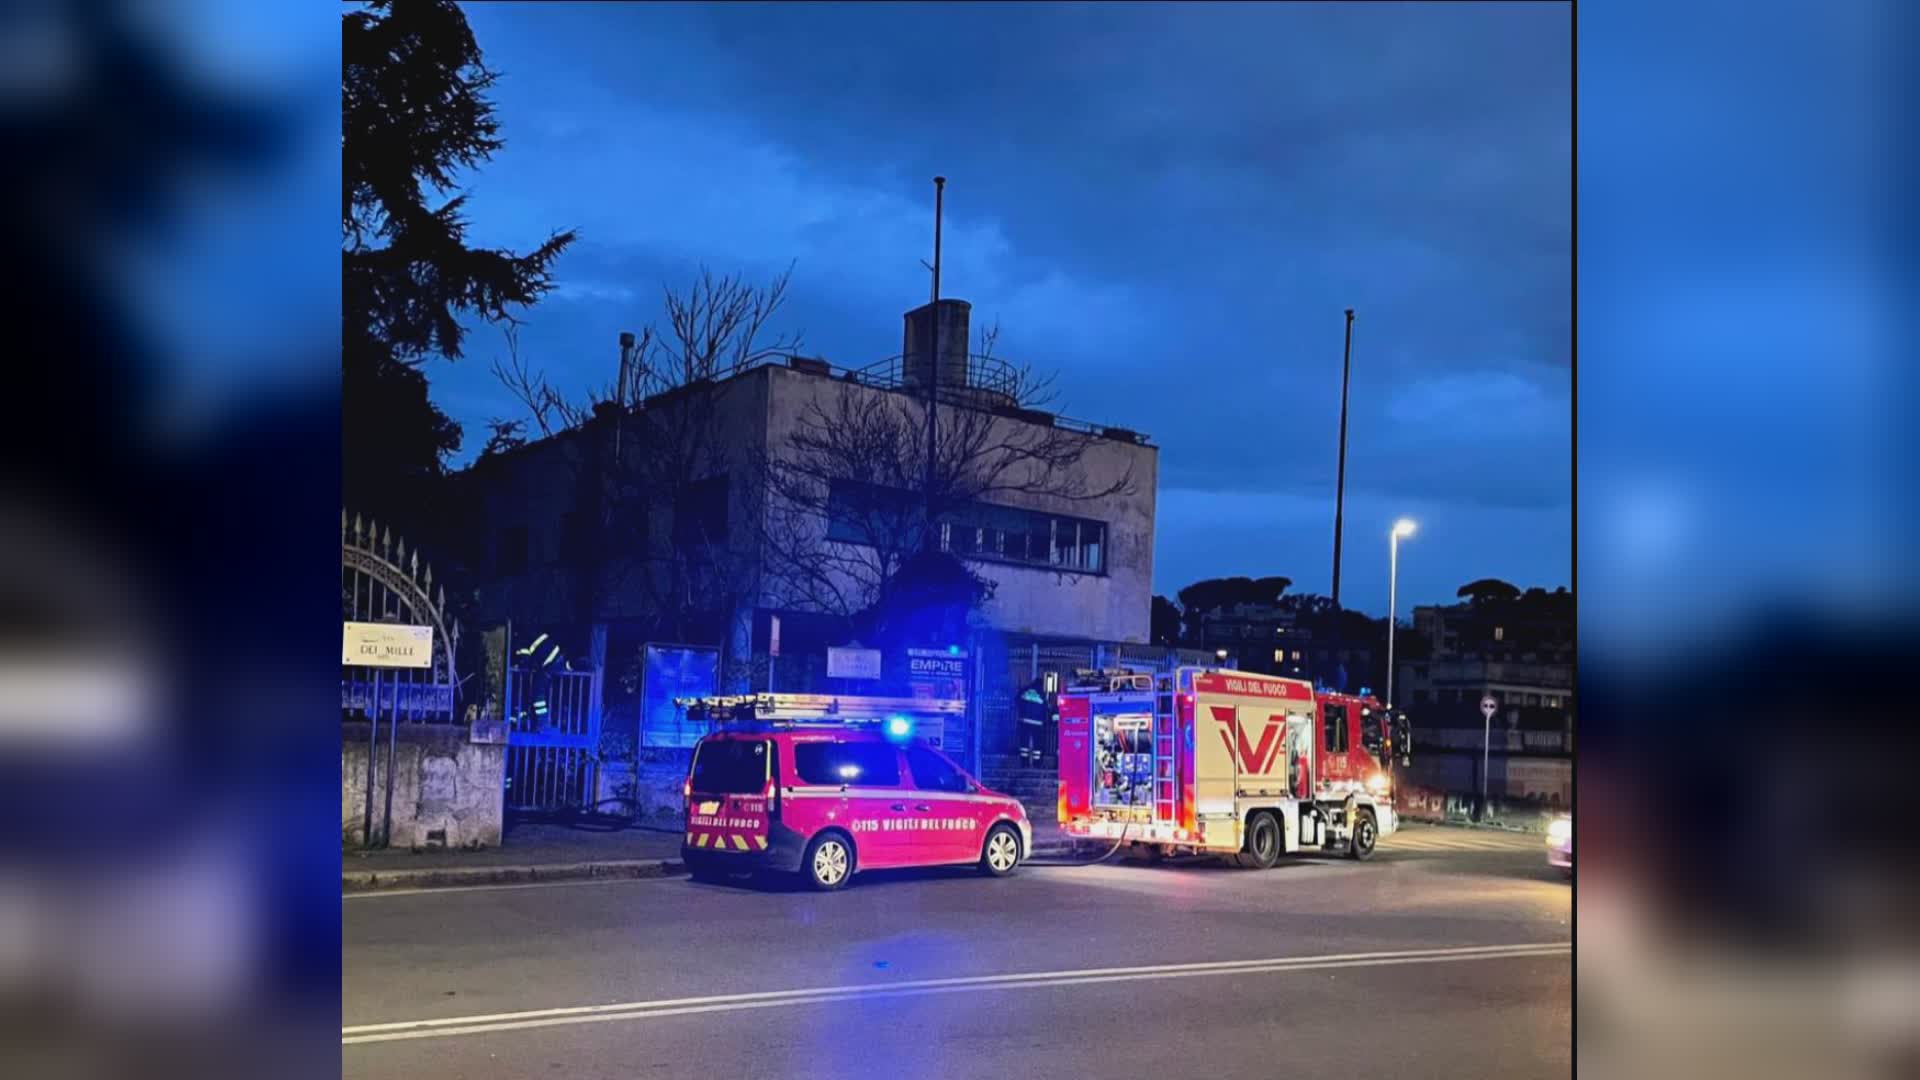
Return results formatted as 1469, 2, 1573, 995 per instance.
1480, 694, 1498, 721
827, 646, 882, 680
343, 622, 434, 669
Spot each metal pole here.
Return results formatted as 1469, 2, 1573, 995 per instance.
1482, 703, 1492, 816
1328, 309, 1354, 690
382, 672, 400, 847
1386, 532, 1399, 709
923, 177, 945, 543
363, 668, 380, 847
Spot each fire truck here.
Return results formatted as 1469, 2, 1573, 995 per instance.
1057, 666, 1411, 866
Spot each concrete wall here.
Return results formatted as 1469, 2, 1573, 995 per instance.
761, 365, 1156, 644
592, 749, 693, 827
343, 723, 505, 849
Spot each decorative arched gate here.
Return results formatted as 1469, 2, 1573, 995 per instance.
342, 511, 465, 847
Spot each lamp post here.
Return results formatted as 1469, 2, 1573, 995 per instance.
1385, 519, 1417, 710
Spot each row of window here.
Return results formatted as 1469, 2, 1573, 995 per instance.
827, 479, 1108, 574
490, 476, 732, 576
1410, 688, 1566, 709
491, 474, 1108, 578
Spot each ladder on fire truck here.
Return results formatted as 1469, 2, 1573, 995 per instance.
1153, 679, 1176, 822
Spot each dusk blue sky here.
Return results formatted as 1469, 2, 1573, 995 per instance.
434, 1, 1572, 617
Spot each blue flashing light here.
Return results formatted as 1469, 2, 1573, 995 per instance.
884, 715, 913, 741
947, 644, 961, 656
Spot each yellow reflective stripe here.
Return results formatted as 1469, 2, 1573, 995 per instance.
695, 833, 710, 848
752, 835, 768, 850
731, 834, 749, 851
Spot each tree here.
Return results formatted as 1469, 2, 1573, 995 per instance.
1151, 595, 1183, 646
1456, 578, 1522, 605
755, 321, 1136, 641
1175, 576, 1293, 617
342, 0, 575, 528
490, 266, 803, 646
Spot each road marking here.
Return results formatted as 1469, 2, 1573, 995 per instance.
343, 941, 1569, 1045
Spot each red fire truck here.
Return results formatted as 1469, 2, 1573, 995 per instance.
1057, 667, 1410, 866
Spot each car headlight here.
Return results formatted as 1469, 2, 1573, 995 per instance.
1365, 772, 1390, 795
1546, 817, 1572, 845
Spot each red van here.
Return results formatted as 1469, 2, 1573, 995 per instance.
681, 727, 1031, 890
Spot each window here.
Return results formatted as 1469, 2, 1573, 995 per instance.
1494, 626, 1505, 641
496, 525, 529, 576
558, 510, 593, 564
689, 739, 769, 794
1273, 648, 1285, 663
1322, 704, 1349, 754
826, 480, 915, 545
1292, 650, 1303, 661
907, 746, 971, 793
674, 474, 729, 546
794, 741, 901, 786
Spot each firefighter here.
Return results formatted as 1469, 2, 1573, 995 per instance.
1016, 680, 1049, 766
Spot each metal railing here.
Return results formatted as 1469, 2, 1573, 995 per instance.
777, 353, 1152, 445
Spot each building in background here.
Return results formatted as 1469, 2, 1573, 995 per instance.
1395, 588, 1573, 805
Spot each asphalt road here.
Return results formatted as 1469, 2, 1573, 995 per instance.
343, 823, 1571, 1080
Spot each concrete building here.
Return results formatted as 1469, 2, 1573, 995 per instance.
447, 300, 1158, 784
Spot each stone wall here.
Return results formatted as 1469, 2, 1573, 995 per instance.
343, 722, 505, 849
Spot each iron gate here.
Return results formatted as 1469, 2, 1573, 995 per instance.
505, 664, 601, 812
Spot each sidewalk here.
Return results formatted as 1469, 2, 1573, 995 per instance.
345, 819, 1080, 893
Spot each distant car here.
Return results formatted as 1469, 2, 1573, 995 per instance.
682, 726, 1031, 890
1546, 814, 1572, 877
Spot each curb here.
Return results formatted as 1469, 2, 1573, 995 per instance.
344, 846, 1083, 893
1401, 814, 1548, 836
343, 857, 684, 893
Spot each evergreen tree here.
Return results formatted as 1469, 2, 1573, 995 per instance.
342, 0, 574, 528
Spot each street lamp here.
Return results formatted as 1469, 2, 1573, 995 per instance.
1385, 518, 1417, 711
1214, 647, 1229, 667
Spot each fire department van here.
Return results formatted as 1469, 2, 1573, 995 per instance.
676, 694, 1031, 890
1057, 667, 1410, 866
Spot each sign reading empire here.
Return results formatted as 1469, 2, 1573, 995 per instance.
342, 622, 434, 669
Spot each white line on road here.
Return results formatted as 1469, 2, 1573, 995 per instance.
343, 941, 1569, 1046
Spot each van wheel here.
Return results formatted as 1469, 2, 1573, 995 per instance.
1349, 808, 1378, 861
980, 824, 1022, 877
1238, 811, 1281, 869
803, 832, 855, 891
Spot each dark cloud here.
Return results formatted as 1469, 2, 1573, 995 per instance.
449, 1, 1571, 606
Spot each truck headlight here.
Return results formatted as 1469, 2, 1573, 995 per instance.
1366, 772, 1390, 795
1547, 817, 1572, 845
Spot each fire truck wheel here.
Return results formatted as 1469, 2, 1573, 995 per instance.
979, 824, 1022, 877
1239, 811, 1282, 869
803, 832, 856, 891
1349, 808, 1378, 861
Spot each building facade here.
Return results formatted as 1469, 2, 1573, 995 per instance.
446, 300, 1158, 781
1395, 592, 1574, 804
